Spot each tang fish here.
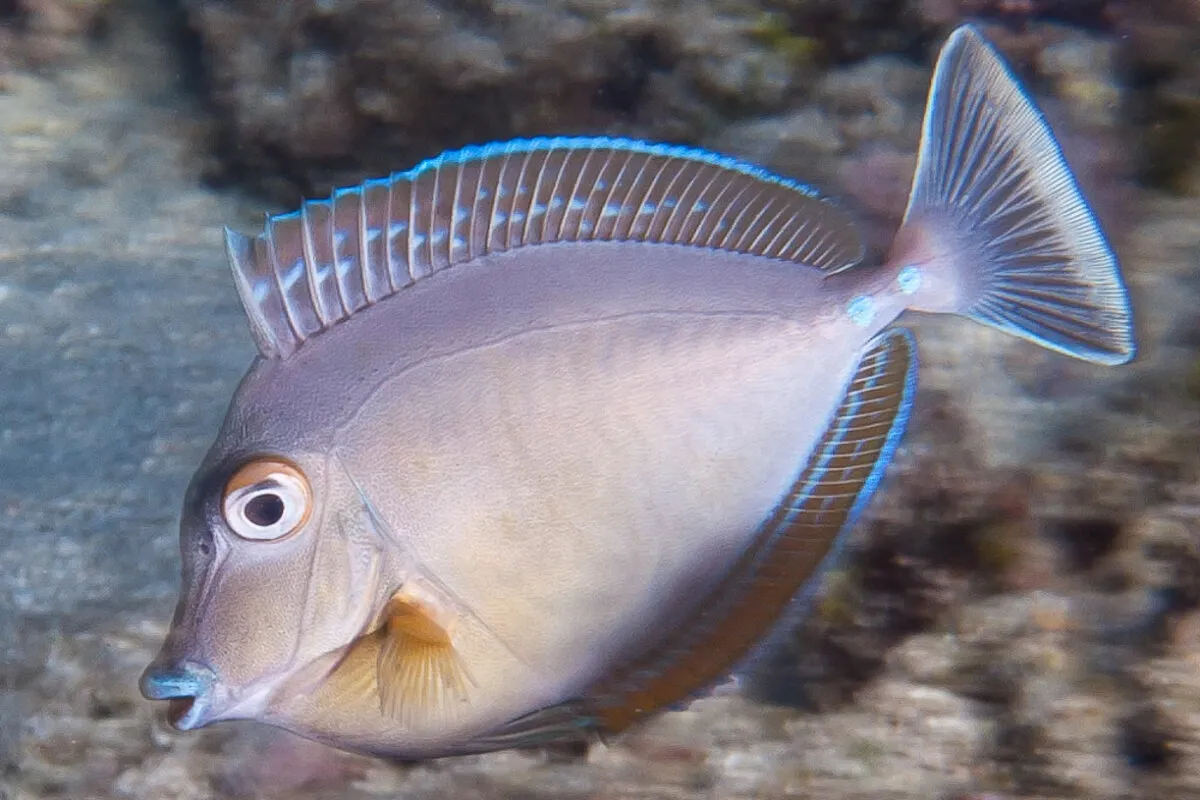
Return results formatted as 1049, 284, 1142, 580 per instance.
141, 25, 1134, 760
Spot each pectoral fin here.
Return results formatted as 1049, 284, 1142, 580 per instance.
320, 587, 475, 726
375, 593, 474, 723
583, 327, 919, 735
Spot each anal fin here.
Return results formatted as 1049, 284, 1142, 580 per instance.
457, 700, 597, 756
582, 327, 919, 735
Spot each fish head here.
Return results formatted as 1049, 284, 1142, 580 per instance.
140, 374, 391, 734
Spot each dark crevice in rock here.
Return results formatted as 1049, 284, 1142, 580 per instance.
594, 32, 673, 115
1145, 541, 1200, 615
1045, 517, 1124, 573
950, 644, 1023, 708
991, 716, 1067, 795
762, 0, 931, 64
298, 15, 343, 54
1119, 703, 1176, 772
0, 0, 21, 25
160, 0, 214, 99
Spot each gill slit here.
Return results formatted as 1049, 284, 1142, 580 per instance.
288, 464, 329, 667
190, 528, 231, 639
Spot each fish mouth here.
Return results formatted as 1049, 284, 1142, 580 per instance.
167, 697, 195, 727
139, 661, 216, 731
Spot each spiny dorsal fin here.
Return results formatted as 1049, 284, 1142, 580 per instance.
225, 137, 865, 359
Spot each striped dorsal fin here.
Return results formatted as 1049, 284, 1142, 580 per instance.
224, 136, 865, 359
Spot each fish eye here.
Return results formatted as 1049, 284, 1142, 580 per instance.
222, 458, 312, 541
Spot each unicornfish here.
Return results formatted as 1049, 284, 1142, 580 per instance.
141, 25, 1135, 760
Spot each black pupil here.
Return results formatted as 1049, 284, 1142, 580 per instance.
245, 493, 286, 527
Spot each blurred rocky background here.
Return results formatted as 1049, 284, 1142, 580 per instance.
3, 0, 1200, 798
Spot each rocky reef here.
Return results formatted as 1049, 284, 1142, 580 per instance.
3, 1, 1200, 799
149, 0, 1200, 206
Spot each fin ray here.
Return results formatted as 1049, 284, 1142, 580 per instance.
368, 593, 476, 726
227, 136, 865, 358
895, 24, 1134, 365
458, 702, 596, 755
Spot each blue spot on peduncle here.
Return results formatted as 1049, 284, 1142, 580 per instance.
847, 295, 875, 327
897, 265, 922, 295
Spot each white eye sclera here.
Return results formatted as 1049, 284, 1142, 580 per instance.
222, 459, 312, 541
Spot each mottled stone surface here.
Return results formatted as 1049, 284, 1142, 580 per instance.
0, 0, 113, 70
176, 0, 1200, 203
3, 2, 1200, 799
181, 0, 819, 200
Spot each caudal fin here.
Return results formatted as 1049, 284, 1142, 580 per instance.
893, 24, 1134, 365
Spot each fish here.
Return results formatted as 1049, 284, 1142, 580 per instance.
140, 24, 1134, 761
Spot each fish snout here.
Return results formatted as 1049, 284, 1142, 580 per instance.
139, 661, 217, 731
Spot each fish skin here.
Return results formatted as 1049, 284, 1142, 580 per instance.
141, 24, 1134, 760
173, 242, 894, 756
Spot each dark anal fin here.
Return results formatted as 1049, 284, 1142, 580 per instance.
582, 328, 919, 735
457, 701, 597, 756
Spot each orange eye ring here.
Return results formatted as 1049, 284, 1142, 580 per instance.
222, 457, 313, 541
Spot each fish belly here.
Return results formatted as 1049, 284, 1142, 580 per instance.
329, 243, 873, 731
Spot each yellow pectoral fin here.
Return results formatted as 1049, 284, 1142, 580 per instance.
375, 594, 475, 724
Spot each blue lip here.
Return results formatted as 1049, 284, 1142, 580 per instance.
139, 662, 216, 730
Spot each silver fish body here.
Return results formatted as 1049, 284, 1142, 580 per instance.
142, 25, 1135, 760
221, 245, 896, 750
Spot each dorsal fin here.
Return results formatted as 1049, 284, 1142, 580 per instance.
225, 137, 866, 359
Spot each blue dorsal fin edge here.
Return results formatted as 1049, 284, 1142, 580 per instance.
387, 136, 824, 197
226, 135, 866, 360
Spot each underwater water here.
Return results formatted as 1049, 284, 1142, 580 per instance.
2, 1, 1200, 798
